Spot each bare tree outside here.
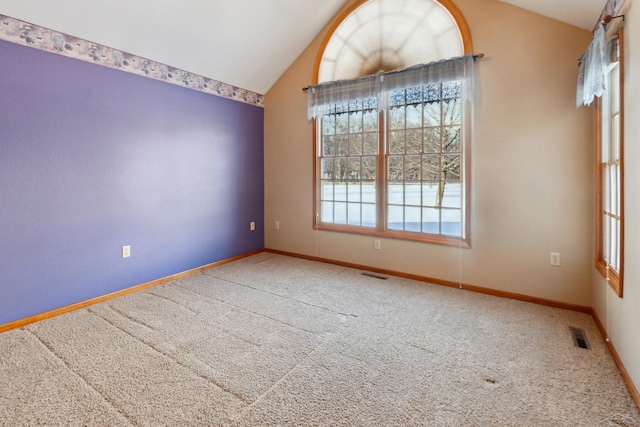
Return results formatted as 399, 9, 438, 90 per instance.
318, 81, 463, 235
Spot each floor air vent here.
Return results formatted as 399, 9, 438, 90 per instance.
361, 272, 389, 280
570, 327, 591, 350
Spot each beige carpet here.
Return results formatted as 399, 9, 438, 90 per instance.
1, 252, 638, 426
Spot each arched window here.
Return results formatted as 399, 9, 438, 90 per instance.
316, 0, 471, 83
311, 0, 474, 247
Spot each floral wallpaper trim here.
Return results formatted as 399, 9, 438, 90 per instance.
0, 14, 264, 108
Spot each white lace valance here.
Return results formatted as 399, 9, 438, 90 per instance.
307, 54, 475, 120
577, 24, 610, 107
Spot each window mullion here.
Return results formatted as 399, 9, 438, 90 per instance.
378, 109, 387, 232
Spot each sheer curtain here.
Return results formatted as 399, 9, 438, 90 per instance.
576, 24, 609, 107
307, 54, 475, 120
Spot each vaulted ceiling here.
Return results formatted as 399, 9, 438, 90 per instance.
0, 0, 606, 95
498, 0, 606, 32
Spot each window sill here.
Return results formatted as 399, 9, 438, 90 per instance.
596, 261, 623, 298
315, 222, 471, 248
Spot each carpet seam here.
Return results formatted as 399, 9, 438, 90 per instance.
88, 308, 252, 407
145, 290, 200, 315
173, 280, 327, 335
103, 305, 158, 331
227, 333, 333, 423
203, 273, 359, 319
24, 327, 136, 426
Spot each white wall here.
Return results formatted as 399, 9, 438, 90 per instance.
592, 1, 640, 400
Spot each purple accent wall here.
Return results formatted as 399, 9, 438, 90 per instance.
0, 40, 264, 325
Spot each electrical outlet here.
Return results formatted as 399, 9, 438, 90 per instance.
122, 245, 131, 259
250, 221, 255, 231
275, 220, 280, 230
374, 239, 381, 250
550, 252, 560, 266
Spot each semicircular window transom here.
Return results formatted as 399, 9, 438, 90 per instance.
317, 0, 466, 84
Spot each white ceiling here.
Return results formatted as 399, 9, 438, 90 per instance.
499, 0, 607, 31
0, 0, 606, 95
0, 0, 346, 94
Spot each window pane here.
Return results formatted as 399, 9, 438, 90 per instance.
405, 156, 421, 181
442, 183, 462, 208
388, 182, 404, 204
348, 203, 361, 225
363, 110, 378, 132
422, 155, 441, 181
349, 111, 363, 133
335, 157, 347, 182
605, 165, 611, 212
389, 130, 405, 154
443, 127, 461, 152
424, 128, 441, 153
422, 207, 440, 234
349, 134, 363, 156
362, 157, 377, 180
406, 104, 422, 128
322, 201, 334, 222
422, 183, 440, 208
322, 158, 335, 179
336, 135, 348, 156
336, 113, 348, 133
362, 203, 376, 227
405, 183, 421, 206
323, 115, 335, 135
443, 99, 461, 125
616, 165, 621, 215
442, 209, 462, 237
322, 181, 334, 200
406, 129, 423, 153
388, 156, 404, 181
334, 202, 347, 224
610, 165, 618, 216
443, 155, 461, 181
334, 180, 347, 201
424, 102, 441, 127
405, 206, 421, 232
610, 216, 618, 269
323, 135, 335, 156
611, 64, 620, 112
615, 218, 621, 269
389, 106, 405, 130
613, 115, 620, 161
363, 133, 378, 155
362, 182, 376, 203
347, 158, 361, 181
348, 182, 361, 202
388, 205, 403, 230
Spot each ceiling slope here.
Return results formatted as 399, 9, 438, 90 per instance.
0, 0, 607, 94
0, 0, 345, 94
499, 0, 607, 31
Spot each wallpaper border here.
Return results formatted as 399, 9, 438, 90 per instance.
0, 14, 264, 108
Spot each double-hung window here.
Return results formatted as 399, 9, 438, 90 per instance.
310, 56, 473, 247
596, 29, 624, 296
